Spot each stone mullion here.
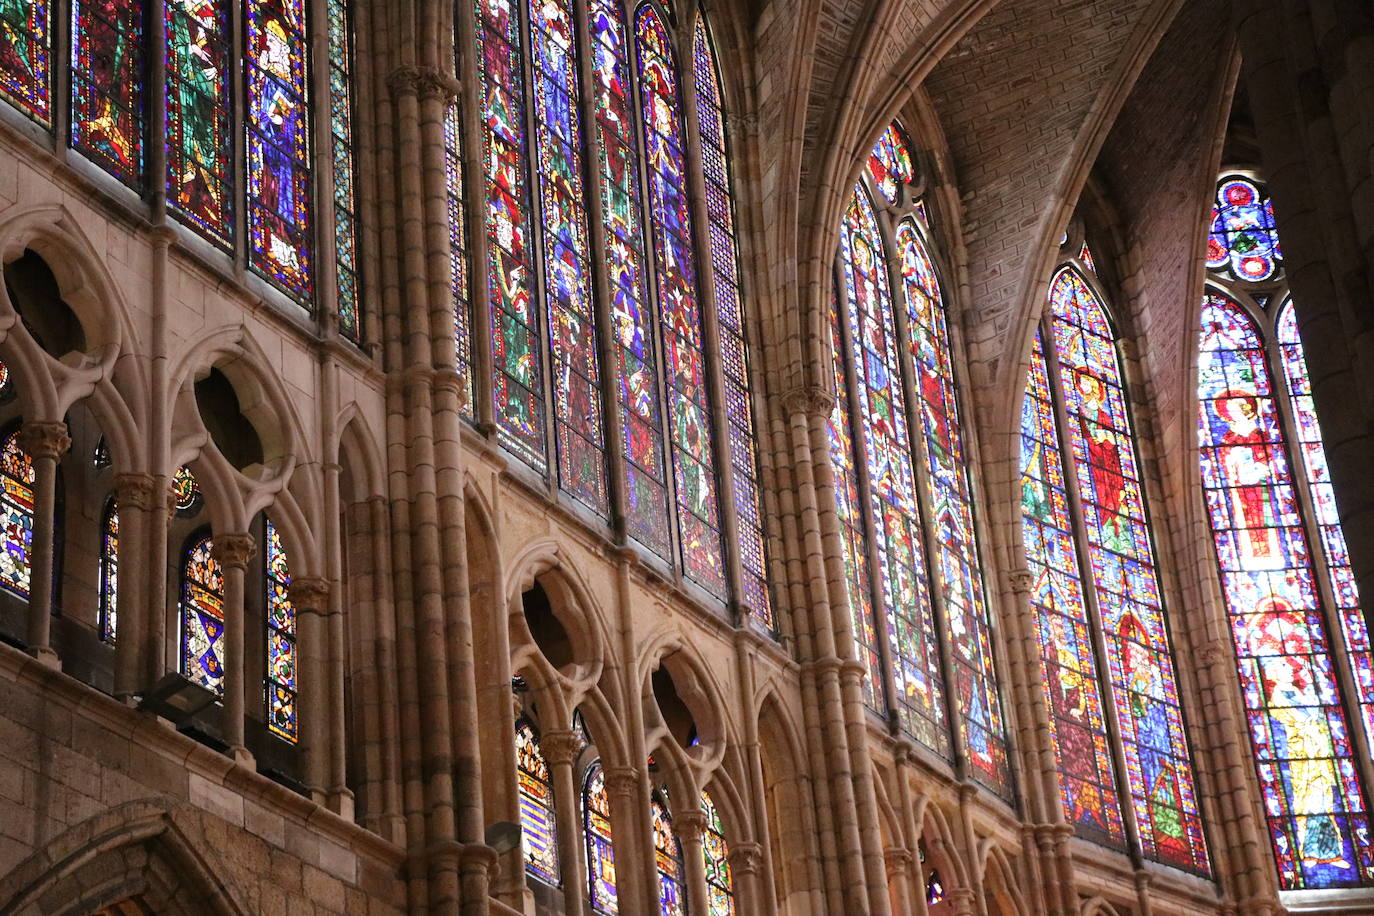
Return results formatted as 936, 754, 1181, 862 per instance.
791, 396, 880, 916
211, 531, 256, 765
891, 749, 930, 916
148, 0, 168, 215
19, 421, 70, 666
293, 576, 330, 801
112, 474, 156, 697
602, 764, 652, 915
230, 0, 247, 268
881, 230, 968, 783
368, 493, 408, 843
542, 731, 588, 916
1037, 317, 1142, 877
308, 0, 339, 335
675, 18, 745, 616
571, 0, 629, 541
726, 843, 764, 915
732, 639, 779, 915
883, 846, 919, 916
318, 361, 353, 816
674, 809, 710, 916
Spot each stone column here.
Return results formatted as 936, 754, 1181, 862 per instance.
19, 421, 70, 666
541, 730, 587, 916
674, 808, 710, 916
726, 842, 764, 915
112, 473, 158, 697
292, 576, 331, 802
883, 847, 916, 916
212, 532, 256, 766
603, 765, 651, 914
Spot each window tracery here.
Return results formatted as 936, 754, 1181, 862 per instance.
1197, 171, 1374, 889
828, 118, 1010, 793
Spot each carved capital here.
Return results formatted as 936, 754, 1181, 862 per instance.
291, 576, 331, 613
18, 422, 70, 460
884, 846, 913, 877
838, 659, 869, 684
1006, 567, 1033, 595
386, 65, 461, 102
727, 842, 763, 876
672, 810, 708, 842
781, 384, 835, 418
211, 532, 257, 569
114, 472, 161, 510
601, 766, 641, 799
726, 112, 759, 136
539, 730, 581, 767
1197, 639, 1229, 667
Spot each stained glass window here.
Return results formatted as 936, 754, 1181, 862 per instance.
591, 0, 670, 558
71, 0, 143, 184
1046, 267, 1208, 872
839, 185, 947, 755
636, 6, 725, 599
0, 0, 50, 122
515, 718, 560, 884
1206, 175, 1282, 283
865, 121, 913, 205
478, 0, 545, 469
692, 17, 771, 626
100, 496, 118, 642
447, 102, 473, 414
828, 279, 884, 709
165, 0, 232, 245
170, 464, 203, 516
651, 792, 686, 916
1020, 333, 1125, 847
1198, 291, 1374, 887
180, 531, 225, 693
530, 0, 608, 514
700, 791, 733, 916
245, 0, 312, 298
0, 429, 34, 599
327, 0, 359, 340
583, 763, 618, 914
264, 518, 296, 741
1078, 241, 1095, 274
898, 219, 1008, 793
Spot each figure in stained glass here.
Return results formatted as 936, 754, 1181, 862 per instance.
866, 121, 914, 205
165, 0, 232, 243
1207, 176, 1282, 282
0, 0, 49, 122
515, 719, 560, 884
264, 519, 296, 741
71, 0, 143, 183
0, 429, 34, 599
651, 792, 686, 916
583, 763, 618, 914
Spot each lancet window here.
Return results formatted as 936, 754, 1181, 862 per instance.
459, 1, 773, 626
179, 529, 225, 693
0, 0, 363, 339
827, 118, 1010, 794
1197, 172, 1374, 889
0, 426, 34, 599
651, 791, 686, 915
99, 497, 118, 642
516, 718, 560, 884
264, 518, 296, 742
700, 791, 733, 915
1020, 239, 1210, 872
583, 762, 618, 913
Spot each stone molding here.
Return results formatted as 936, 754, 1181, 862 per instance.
211, 532, 258, 569
386, 65, 461, 102
781, 384, 835, 418
18, 421, 71, 459
114, 472, 161, 510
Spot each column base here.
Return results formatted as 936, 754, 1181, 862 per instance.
227, 744, 256, 767
29, 646, 60, 669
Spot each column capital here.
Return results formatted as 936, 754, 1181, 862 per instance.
781, 384, 835, 418
727, 842, 764, 876
602, 766, 641, 798
386, 65, 461, 102
18, 421, 70, 460
540, 729, 581, 767
672, 809, 708, 842
291, 576, 331, 613
211, 532, 257, 569
114, 472, 161, 510
883, 846, 913, 877
1006, 567, 1033, 595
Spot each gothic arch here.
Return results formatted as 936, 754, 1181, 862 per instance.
636, 635, 732, 771
754, 689, 818, 914
0, 798, 249, 916
504, 539, 611, 686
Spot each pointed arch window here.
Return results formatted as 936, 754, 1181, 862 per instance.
1021, 252, 1209, 872
1197, 171, 1374, 889
700, 791, 734, 915
71, 0, 144, 184
99, 497, 118, 642
515, 718, 560, 884
180, 529, 225, 693
583, 762, 618, 914
165, 0, 233, 244
828, 119, 1010, 793
0, 427, 35, 599
651, 791, 686, 915
264, 518, 296, 741
457, 2, 771, 621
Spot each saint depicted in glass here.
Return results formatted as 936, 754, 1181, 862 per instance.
583, 762, 618, 913
866, 121, 913, 205
165, 0, 232, 244
0, 428, 34, 599
71, 0, 144, 184
1206, 175, 1282, 283
515, 718, 559, 884
0, 0, 50, 122
651, 792, 685, 916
